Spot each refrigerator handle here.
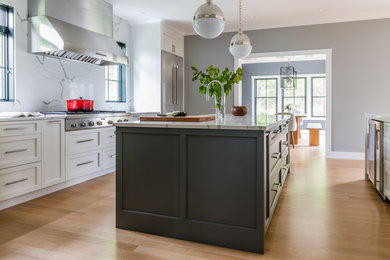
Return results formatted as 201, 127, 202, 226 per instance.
175, 64, 178, 105
172, 65, 176, 104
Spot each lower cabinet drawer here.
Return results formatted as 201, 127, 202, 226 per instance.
269, 138, 282, 172
0, 121, 40, 137
66, 131, 99, 155
0, 134, 41, 170
281, 150, 290, 185
269, 162, 282, 216
66, 151, 101, 180
101, 128, 116, 147
0, 162, 42, 201
102, 148, 116, 170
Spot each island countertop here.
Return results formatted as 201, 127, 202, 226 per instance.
115, 114, 290, 131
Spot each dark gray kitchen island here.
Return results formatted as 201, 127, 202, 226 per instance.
115, 114, 290, 253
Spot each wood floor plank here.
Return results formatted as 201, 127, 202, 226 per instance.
1, 134, 390, 259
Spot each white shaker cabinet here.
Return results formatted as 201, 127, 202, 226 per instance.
42, 119, 66, 188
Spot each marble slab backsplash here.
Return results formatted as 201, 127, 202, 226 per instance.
0, 0, 133, 113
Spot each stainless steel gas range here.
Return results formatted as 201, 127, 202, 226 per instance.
42, 111, 132, 131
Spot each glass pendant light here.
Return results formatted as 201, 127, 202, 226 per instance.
280, 61, 298, 90
229, 0, 252, 59
193, 0, 226, 39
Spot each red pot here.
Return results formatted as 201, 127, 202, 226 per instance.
67, 98, 94, 112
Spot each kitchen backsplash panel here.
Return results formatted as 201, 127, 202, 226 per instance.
0, 0, 132, 112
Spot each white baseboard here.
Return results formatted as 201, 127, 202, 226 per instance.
0, 168, 115, 211
326, 151, 365, 160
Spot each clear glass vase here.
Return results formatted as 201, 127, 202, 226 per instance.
215, 96, 225, 121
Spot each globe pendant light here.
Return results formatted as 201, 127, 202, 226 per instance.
193, 0, 226, 39
229, 0, 252, 58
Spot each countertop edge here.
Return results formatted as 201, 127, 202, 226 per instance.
115, 116, 290, 131
0, 115, 67, 122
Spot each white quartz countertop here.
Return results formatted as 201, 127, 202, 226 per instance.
0, 112, 66, 122
115, 114, 290, 131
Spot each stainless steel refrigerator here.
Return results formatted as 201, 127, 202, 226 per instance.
161, 50, 184, 114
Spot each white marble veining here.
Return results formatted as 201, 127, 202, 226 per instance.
0, 0, 132, 113
115, 114, 290, 131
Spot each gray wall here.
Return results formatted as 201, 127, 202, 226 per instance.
242, 60, 326, 114
185, 18, 390, 153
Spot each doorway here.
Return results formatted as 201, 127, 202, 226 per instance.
234, 49, 332, 156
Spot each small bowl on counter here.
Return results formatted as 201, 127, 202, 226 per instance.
231, 106, 248, 116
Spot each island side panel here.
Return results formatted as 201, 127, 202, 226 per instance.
116, 127, 266, 253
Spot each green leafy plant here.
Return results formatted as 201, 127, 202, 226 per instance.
191, 65, 243, 110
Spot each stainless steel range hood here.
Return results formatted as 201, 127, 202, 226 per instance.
28, 0, 128, 66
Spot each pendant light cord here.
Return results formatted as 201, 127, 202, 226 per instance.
239, 0, 242, 34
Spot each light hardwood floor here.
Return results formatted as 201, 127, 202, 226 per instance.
1, 135, 390, 260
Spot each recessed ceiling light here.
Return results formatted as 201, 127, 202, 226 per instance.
318, 8, 327, 13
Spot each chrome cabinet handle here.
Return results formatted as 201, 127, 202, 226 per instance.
77, 139, 94, 143
271, 183, 280, 192
272, 152, 281, 159
6, 178, 28, 186
110, 154, 115, 158
48, 120, 61, 123
109, 135, 115, 138
5, 148, 28, 154
272, 129, 281, 134
283, 141, 289, 146
4, 127, 26, 131
77, 160, 94, 167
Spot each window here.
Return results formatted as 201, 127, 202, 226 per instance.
282, 77, 306, 113
255, 78, 278, 115
105, 42, 126, 102
0, 4, 14, 102
312, 77, 326, 117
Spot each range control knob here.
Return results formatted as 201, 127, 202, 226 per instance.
88, 121, 95, 127
71, 123, 77, 128
117, 119, 123, 123
124, 119, 129, 122
108, 120, 113, 124
97, 121, 103, 126
80, 122, 87, 127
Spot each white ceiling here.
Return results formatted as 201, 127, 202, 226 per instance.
105, 0, 390, 35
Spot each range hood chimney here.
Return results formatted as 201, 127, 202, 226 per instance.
28, 0, 128, 66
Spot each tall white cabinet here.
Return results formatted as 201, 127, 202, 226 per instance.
131, 21, 184, 113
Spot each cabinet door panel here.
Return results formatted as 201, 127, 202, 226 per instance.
383, 136, 390, 197
42, 120, 65, 187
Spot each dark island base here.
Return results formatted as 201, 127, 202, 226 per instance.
116, 127, 270, 253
